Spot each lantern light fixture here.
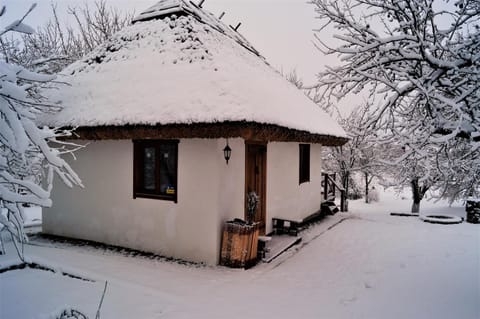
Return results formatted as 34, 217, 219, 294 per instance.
223, 139, 232, 164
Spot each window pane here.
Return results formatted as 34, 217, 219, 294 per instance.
143, 147, 156, 190
299, 144, 310, 183
159, 144, 177, 196
134, 140, 178, 201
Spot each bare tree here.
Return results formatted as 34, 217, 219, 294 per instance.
286, 71, 387, 205
381, 143, 440, 212
322, 103, 387, 207
1, 0, 132, 73
311, 0, 480, 203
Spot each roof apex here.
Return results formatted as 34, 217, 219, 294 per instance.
132, 0, 188, 23
132, 0, 260, 56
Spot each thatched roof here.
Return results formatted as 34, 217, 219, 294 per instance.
69, 122, 347, 145
40, 0, 348, 146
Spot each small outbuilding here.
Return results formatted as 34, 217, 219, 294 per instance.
41, 0, 348, 265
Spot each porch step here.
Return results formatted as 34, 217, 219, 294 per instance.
321, 201, 339, 215
262, 234, 302, 263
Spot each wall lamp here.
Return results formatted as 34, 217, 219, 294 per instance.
223, 139, 232, 164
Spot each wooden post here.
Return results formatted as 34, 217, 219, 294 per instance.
332, 173, 336, 198
324, 173, 329, 201
234, 22, 241, 31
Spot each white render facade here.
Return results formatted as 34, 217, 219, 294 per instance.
43, 138, 324, 265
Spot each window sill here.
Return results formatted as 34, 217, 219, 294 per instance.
134, 192, 177, 203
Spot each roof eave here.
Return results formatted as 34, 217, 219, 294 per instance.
65, 122, 349, 146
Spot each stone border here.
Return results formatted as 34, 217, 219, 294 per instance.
420, 215, 463, 225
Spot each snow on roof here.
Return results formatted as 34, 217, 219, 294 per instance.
40, 1, 347, 140
131, 0, 260, 56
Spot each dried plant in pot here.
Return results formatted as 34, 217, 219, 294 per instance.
246, 191, 259, 225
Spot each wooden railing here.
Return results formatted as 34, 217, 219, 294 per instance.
321, 173, 343, 201
321, 172, 347, 211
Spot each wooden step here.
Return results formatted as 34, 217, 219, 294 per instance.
262, 235, 302, 263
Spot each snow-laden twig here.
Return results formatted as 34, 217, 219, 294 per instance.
1, 5, 83, 261
95, 281, 108, 319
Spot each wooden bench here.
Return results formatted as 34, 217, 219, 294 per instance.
272, 218, 303, 236
272, 206, 332, 237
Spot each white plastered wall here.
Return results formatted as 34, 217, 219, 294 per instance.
44, 138, 245, 265
44, 138, 323, 264
266, 142, 323, 233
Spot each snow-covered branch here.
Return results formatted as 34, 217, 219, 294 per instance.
1, 5, 83, 261
312, 0, 480, 201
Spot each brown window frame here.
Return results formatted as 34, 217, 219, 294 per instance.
133, 139, 179, 203
299, 144, 310, 184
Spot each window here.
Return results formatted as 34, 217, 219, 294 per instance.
299, 144, 310, 184
133, 140, 178, 202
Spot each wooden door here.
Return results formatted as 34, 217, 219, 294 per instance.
245, 143, 267, 235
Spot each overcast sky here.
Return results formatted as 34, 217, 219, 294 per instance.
2, 0, 339, 84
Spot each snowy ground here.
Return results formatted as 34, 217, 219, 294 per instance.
1, 189, 479, 319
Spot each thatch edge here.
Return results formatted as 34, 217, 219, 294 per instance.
68, 121, 348, 146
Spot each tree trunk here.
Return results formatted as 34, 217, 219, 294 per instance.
0, 232, 4, 255
411, 200, 421, 213
410, 178, 425, 214
340, 171, 349, 212
365, 172, 369, 203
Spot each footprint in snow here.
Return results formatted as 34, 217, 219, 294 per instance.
340, 296, 357, 306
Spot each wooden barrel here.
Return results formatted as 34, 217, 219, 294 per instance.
220, 221, 259, 268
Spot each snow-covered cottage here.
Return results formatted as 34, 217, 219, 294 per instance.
41, 0, 348, 265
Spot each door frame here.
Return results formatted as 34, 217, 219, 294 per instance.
244, 141, 267, 234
